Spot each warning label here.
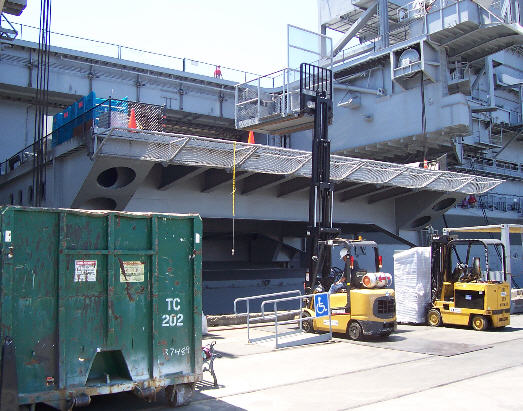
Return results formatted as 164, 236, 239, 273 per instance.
120, 261, 145, 283
74, 260, 97, 282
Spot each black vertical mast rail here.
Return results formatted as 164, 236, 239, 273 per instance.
32, 0, 52, 206
300, 63, 338, 292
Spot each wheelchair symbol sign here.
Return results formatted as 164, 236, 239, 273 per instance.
314, 293, 330, 318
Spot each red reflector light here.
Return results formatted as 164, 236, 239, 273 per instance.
350, 256, 354, 269
378, 255, 383, 268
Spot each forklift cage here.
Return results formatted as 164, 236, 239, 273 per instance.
447, 239, 507, 282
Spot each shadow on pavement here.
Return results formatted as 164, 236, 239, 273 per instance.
31, 389, 247, 411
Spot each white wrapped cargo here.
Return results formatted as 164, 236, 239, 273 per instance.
394, 247, 432, 323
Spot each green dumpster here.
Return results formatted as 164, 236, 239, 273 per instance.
0, 206, 202, 409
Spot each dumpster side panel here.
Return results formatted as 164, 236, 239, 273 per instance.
61, 213, 109, 388
1, 208, 60, 395
112, 215, 153, 381
154, 216, 202, 377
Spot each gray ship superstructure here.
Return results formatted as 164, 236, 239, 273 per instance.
0, 0, 520, 312
316, 0, 523, 276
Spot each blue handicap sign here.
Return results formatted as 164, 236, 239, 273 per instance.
314, 293, 330, 318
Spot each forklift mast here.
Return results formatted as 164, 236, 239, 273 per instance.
430, 235, 452, 303
300, 63, 339, 291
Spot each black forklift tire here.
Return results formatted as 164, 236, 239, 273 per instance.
347, 321, 363, 341
427, 309, 442, 327
301, 311, 313, 333
471, 315, 489, 331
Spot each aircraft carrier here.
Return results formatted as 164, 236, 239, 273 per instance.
0, 0, 521, 314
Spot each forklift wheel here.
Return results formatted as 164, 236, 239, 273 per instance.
301, 311, 313, 333
347, 321, 363, 341
471, 315, 489, 331
427, 309, 442, 327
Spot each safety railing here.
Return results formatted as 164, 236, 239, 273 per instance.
261, 293, 332, 349
457, 155, 522, 180
0, 99, 165, 175
234, 290, 302, 344
234, 291, 333, 349
457, 193, 523, 213
234, 67, 301, 130
9, 23, 261, 84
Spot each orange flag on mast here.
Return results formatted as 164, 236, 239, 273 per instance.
248, 130, 255, 144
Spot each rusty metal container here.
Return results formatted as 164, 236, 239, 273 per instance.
0, 206, 202, 410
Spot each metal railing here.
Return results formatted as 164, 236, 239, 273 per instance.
261, 293, 333, 349
234, 67, 302, 130
9, 23, 261, 84
0, 99, 165, 175
458, 156, 522, 179
234, 290, 333, 349
234, 290, 302, 344
457, 193, 523, 213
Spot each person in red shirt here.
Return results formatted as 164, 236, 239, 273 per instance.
214, 65, 222, 79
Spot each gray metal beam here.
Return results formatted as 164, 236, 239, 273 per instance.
201, 169, 250, 193
332, 1, 378, 57
367, 186, 412, 204
158, 165, 206, 191
277, 177, 310, 197
449, 34, 523, 61
334, 182, 367, 194
470, 62, 486, 91
378, 0, 389, 49
241, 174, 286, 195
340, 184, 382, 202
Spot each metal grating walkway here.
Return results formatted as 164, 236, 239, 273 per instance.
93, 127, 502, 195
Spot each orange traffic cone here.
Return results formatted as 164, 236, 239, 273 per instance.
248, 130, 255, 144
128, 108, 137, 129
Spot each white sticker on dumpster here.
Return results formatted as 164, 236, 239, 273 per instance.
120, 261, 145, 282
74, 260, 97, 282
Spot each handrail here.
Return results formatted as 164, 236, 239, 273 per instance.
234, 290, 332, 348
233, 290, 301, 315
11, 23, 261, 83
261, 292, 332, 348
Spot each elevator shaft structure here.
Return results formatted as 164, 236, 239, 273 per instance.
300, 63, 339, 292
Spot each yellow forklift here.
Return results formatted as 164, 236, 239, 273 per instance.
301, 239, 396, 340
427, 236, 510, 331
296, 64, 395, 341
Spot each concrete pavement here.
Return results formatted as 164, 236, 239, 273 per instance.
81, 315, 523, 410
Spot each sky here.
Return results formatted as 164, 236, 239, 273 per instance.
8, 0, 321, 77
